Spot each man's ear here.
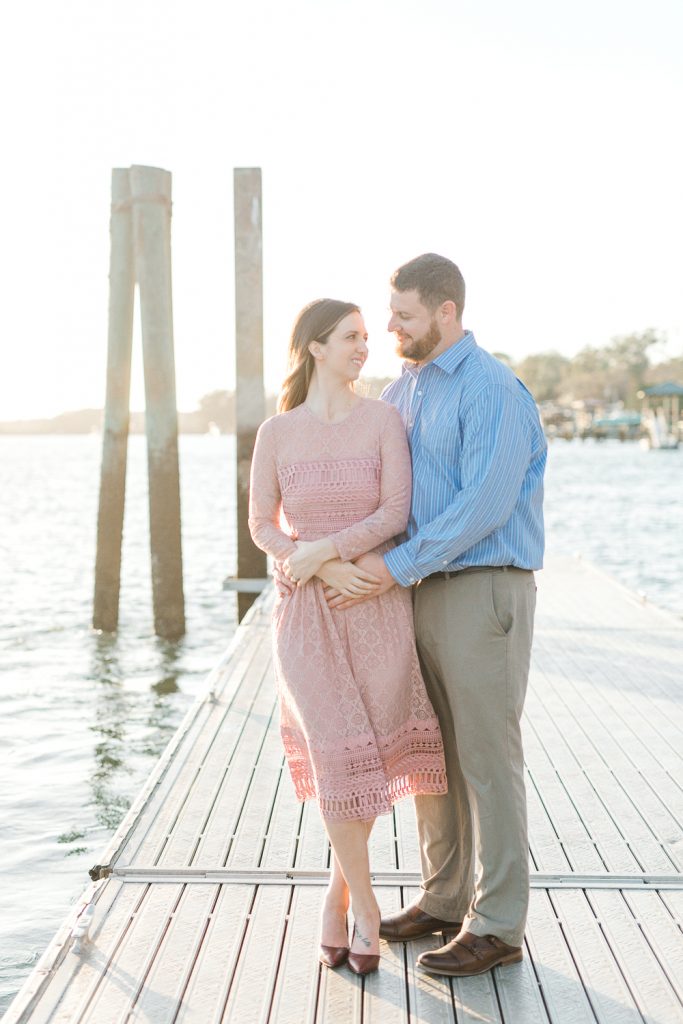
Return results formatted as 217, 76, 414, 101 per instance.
439, 300, 458, 324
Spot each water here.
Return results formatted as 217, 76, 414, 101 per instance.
0, 435, 238, 1014
1, 434, 682, 1013
543, 439, 683, 613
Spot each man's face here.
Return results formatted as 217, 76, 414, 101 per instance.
387, 289, 441, 362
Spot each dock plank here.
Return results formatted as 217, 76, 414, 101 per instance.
550, 889, 645, 1024
220, 885, 291, 1024
267, 885, 324, 1024
115, 625, 269, 870
525, 890, 597, 1024
173, 884, 256, 1024
315, 963, 362, 1024
154, 643, 276, 868
533, 638, 683, 872
74, 883, 185, 1024
588, 889, 683, 1023
218, 715, 292, 870
128, 884, 220, 1023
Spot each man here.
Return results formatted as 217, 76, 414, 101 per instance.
329, 252, 546, 976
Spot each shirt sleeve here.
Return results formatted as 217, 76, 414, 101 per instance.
248, 419, 298, 562
384, 385, 533, 585
327, 404, 412, 562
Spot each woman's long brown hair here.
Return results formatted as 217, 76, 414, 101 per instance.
277, 299, 361, 413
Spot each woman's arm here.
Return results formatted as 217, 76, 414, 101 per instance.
248, 419, 298, 562
281, 404, 411, 583
325, 403, 412, 562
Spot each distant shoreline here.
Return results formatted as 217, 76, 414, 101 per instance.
0, 405, 266, 436
0, 409, 202, 435
0, 428, 235, 436
0, 381, 393, 435
0, 418, 231, 436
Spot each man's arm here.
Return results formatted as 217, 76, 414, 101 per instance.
324, 551, 396, 609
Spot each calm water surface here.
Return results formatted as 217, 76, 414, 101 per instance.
1, 434, 682, 1013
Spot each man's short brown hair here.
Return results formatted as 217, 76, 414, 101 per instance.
391, 253, 466, 319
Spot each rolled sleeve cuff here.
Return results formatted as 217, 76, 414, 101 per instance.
384, 545, 420, 587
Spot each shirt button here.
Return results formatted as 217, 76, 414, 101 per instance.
442, 561, 448, 565
417, 390, 422, 396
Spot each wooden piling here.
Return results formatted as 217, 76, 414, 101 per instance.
93, 169, 136, 632
234, 168, 266, 621
130, 165, 185, 639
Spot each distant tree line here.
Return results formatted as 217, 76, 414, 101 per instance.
501, 330, 683, 407
4, 330, 681, 435
175, 334, 683, 431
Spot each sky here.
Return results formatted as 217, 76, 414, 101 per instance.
1, 0, 682, 418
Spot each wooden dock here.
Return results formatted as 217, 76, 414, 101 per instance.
6, 557, 683, 1023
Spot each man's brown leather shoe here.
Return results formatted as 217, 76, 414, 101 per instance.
417, 930, 522, 976
379, 904, 462, 942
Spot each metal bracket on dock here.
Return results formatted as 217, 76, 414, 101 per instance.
108, 866, 683, 891
88, 863, 112, 881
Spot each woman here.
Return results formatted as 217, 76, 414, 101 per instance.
248, 299, 447, 975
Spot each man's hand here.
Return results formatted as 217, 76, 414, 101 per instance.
316, 557, 382, 598
325, 552, 397, 609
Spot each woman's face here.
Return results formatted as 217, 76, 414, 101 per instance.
317, 311, 368, 382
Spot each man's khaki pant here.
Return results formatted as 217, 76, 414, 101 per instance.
413, 566, 537, 947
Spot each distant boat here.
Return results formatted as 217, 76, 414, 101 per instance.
206, 421, 221, 437
640, 409, 679, 450
638, 381, 682, 450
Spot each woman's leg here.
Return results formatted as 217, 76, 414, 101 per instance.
321, 852, 350, 947
325, 818, 379, 955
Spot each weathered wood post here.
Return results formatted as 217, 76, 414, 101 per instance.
234, 168, 266, 621
93, 165, 185, 639
130, 165, 185, 639
93, 170, 136, 632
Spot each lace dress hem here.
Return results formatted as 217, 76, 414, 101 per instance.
281, 716, 448, 821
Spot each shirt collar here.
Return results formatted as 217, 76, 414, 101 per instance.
401, 330, 476, 378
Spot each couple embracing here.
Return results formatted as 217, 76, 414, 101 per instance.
248, 253, 547, 978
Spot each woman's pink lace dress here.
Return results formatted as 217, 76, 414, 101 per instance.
248, 398, 447, 820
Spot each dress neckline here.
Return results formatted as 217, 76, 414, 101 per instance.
300, 398, 365, 426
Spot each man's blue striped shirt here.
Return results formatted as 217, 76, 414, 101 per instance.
381, 331, 547, 587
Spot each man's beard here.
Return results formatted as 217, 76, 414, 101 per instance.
395, 316, 442, 362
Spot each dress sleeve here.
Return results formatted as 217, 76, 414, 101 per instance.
248, 419, 298, 562
329, 404, 412, 562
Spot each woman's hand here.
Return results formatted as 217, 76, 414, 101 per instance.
316, 558, 383, 599
282, 539, 337, 587
272, 561, 294, 598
